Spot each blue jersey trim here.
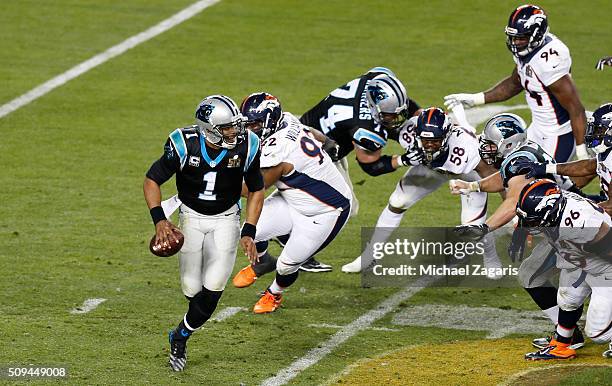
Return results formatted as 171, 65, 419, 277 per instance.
245, 130, 261, 171
199, 133, 227, 167
169, 129, 188, 169
280, 171, 350, 209
353, 128, 387, 148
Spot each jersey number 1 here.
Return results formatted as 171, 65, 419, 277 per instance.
198, 171, 217, 200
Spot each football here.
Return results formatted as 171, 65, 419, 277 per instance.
149, 229, 184, 257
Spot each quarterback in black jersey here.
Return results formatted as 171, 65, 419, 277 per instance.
143, 95, 264, 372
300, 68, 423, 216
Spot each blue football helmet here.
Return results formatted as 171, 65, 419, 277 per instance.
366, 74, 409, 131
505, 4, 549, 58
516, 179, 566, 230
195, 95, 245, 149
585, 103, 612, 154
415, 107, 452, 162
479, 113, 527, 167
240, 92, 283, 139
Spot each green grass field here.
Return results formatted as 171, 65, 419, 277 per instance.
1, 0, 611, 384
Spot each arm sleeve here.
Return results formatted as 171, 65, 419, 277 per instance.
407, 98, 421, 116
145, 139, 179, 185
244, 150, 264, 192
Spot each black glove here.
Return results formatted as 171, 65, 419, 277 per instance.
513, 159, 547, 179
322, 137, 340, 162
508, 227, 528, 262
596, 56, 612, 71
400, 146, 424, 166
454, 224, 490, 241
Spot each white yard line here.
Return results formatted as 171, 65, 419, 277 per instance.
70, 298, 107, 314
210, 306, 245, 322
0, 0, 220, 120
260, 275, 438, 386
308, 323, 399, 332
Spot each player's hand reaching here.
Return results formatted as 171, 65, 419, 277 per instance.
443, 93, 485, 110
322, 137, 340, 162
513, 159, 547, 179
449, 179, 479, 195
596, 56, 612, 71
454, 224, 490, 241
155, 219, 181, 247
400, 147, 424, 166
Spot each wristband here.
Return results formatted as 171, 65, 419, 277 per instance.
545, 163, 558, 174
396, 154, 406, 167
150, 206, 166, 225
241, 222, 257, 239
474, 92, 486, 106
575, 143, 589, 160
468, 181, 481, 192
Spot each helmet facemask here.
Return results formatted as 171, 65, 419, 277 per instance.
585, 106, 612, 154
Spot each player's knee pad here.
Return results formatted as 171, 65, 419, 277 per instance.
557, 287, 586, 311
388, 189, 409, 210
276, 258, 300, 276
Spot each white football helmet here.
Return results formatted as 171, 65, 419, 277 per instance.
195, 95, 246, 149
366, 74, 409, 130
479, 113, 527, 166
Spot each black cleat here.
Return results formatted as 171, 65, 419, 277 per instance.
299, 257, 332, 273
532, 327, 585, 350
168, 330, 187, 371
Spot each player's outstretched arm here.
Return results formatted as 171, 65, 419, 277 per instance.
485, 176, 527, 231
483, 67, 523, 104
548, 75, 588, 158
449, 172, 504, 195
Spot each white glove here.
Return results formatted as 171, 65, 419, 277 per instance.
444, 92, 485, 110
449, 103, 476, 133
449, 179, 480, 195
575, 143, 590, 160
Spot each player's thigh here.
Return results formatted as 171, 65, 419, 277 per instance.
584, 277, 612, 343
255, 191, 293, 242
389, 165, 445, 209
201, 215, 240, 291
557, 268, 591, 311
276, 210, 343, 275
178, 208, 206, 297
518, 241, 557, 288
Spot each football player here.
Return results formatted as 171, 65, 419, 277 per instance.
450, 110, 588, 349
342, 107, 502, 276
143, 95, 264, 371
514, 179, 612, 360
511, 103, 612, 216
300, 68, 423, 217
233, 93, 352, 313
444, 4, 589, 165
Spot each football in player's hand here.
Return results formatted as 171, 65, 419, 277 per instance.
149, 230, 184, 257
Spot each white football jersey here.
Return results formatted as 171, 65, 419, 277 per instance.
260, 114, 351, 216
551, 192, 612, 275
430, 126, 480, 175
596, 149, 612, 199
514, 34, 573, 136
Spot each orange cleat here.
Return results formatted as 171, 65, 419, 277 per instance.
232, 265, 258, 288
525, 339, 577, 360
253, 290, 282, 314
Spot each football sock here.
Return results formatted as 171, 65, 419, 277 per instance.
184, 287, 223, 331
269, 271, 299, 294
524, 286, 558, 324
555, 305, 583, 343
253, 251, 277, 276
173, 319, 194, 341
276, 234, 290, 247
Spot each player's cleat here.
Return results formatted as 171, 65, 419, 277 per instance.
603, 342, 612, 358
532, 327, 585, 350
232, 265, 257, 288
342, 256, 363, 273
168, 330, 187, 371
525, 340, 576, 360
299, 258, 332, 273
253, 290, 282, 314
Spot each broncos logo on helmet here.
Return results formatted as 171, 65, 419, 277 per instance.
505, 4, 549, 58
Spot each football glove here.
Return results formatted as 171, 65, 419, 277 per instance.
443, 93, 485, 110
322, 137, 340, 162
596, 56, 612, 71
399, 147, 424, 166
508, 227, 528, 262
454, 224, 489, 241
513, 159, 547, 179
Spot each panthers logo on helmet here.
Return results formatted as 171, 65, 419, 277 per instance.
497, 121, 523, 138
368, 84, 388, 103
196, 104, 215, 123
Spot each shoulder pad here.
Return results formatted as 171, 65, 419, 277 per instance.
353, 127, 387, 151
168, 128, 189, 169
244, 130, 261, 171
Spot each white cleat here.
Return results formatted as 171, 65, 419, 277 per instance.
341, 256, 363, 273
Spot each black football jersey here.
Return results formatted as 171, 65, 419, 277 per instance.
499, 141, 574, 190
299, 71, 420, 159
146, 126, 263, 215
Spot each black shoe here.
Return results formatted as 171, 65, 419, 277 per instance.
168, 330, 187, 371
532, 326, 585, 350
299, 258, 332, 273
